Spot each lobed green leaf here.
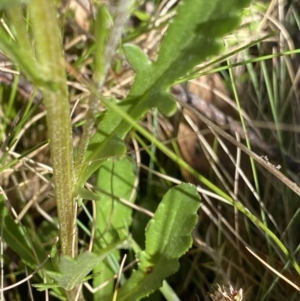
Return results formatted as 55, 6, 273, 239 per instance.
81, 0, 251, 183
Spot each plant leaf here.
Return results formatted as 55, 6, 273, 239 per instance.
79, 132, 126, 186
144, 183, 200, 258
81, 0, 251, 183
78, 187, 101, 201
95, 156, 136, 243
0, 28, 47, 86
112, 183, 200, 301
45, 251, 102, 291
124, 44, 152, 78
152, 0, 248, 86
0, 202, 53, 271
93, 156, 136, 299
78, 99, 127, 186
42, 238, 127, 292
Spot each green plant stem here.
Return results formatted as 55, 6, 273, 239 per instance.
75, 94, 98, 180
28, 0, 76, 259
75, 1, 132, 179
74, 5, 110, 178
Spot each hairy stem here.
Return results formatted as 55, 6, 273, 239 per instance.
28, 0, 76, 258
